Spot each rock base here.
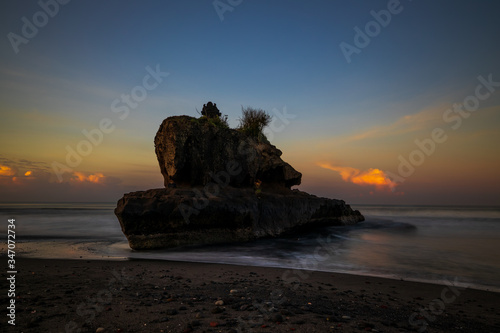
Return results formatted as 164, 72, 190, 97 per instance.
115, 186, 364, 250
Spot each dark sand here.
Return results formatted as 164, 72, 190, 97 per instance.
3, 258, 500, 332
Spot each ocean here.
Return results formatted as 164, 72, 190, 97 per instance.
1, 202, 499, 292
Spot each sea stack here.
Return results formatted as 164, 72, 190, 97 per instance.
115, 106, 364, 250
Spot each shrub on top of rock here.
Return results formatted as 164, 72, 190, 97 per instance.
237, 107, 272, 142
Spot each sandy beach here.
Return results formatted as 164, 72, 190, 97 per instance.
2, 258, 499, 333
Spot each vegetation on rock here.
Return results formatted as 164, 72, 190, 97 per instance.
196, 101, 230, 129
204, 114, 229, 129
237, 107, 272, 141
117, 105, 365, 250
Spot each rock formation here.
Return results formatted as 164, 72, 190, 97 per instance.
154, 115, 301, 189
115, 108, 364, 250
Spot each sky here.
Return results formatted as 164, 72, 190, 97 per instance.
0, 0, 499, 205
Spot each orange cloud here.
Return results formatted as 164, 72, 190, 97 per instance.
0, 165, 16, 177
5, 168, 49, 185
318, 162, 398, 191
72, 172, 106, 184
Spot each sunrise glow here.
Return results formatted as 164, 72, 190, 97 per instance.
72, 172, 106, 184
318, 163, 398, 191
0, 165, 15, 177
0, 1, 498, 205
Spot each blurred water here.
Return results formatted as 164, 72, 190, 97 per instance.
1, 202, 499, 292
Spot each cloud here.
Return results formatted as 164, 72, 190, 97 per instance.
72, 172, 105, 184
344, 105, 447, 143
0, 157, 121, 187
0, 156, 52, 179
0, 66, 120, 101
318, 162, 398, 191
0, 165, 16, 177
71, 172, 121, 185
0, 157, 127, 202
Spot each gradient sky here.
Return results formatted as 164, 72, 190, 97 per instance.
1, 0, 499, 205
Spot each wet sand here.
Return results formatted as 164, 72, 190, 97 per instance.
3, 258, 500, 332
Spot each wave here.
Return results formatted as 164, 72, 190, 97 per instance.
2, 203, 500, 293
353, 205, 500, 219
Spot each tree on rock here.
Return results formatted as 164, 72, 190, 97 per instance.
200, 101, 229, 129
201, 101, 221, 118
238, 107, 272, 141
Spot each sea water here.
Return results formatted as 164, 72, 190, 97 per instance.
1, 202, 499, 292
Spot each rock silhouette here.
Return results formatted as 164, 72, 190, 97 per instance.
115, 108, 364, 250
154, 115, 301, 189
